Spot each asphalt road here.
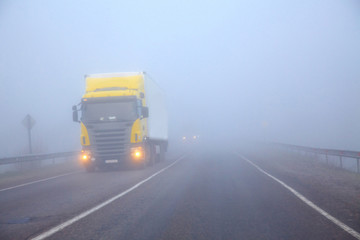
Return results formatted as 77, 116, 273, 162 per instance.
0, 150, 357, 240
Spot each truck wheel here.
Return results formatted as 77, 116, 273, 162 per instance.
147, 143, 156, 166
85, 164, 95, 172
140, 143, 153, 169
139, 160, 147, 169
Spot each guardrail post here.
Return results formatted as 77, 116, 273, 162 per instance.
357, 158, 359, 173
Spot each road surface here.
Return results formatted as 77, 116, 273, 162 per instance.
0, 149, 357, 240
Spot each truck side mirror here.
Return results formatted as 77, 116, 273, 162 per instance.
142, 107, 149, 118
72, 105, 79, 122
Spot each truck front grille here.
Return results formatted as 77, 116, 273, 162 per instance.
87, 122, 133, 160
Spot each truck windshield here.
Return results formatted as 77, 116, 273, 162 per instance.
81, 100, 138, 123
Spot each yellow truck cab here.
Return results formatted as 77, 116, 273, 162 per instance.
72, 72, 168, 171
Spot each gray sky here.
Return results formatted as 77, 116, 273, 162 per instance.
0, 0, 359, 156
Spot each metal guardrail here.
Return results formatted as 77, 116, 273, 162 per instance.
278, 143, 360, 173
0, 151, 80, 165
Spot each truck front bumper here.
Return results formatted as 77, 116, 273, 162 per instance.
80, 143, 147, 168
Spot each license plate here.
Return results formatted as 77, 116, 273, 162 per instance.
105, 159, 118, 163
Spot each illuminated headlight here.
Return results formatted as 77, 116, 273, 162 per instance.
131, 147, 144, 160
80, 151, 91, 163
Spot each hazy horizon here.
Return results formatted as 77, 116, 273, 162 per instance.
1, 0, 359, 157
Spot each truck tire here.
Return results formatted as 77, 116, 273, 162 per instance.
147, 143, 156, 166
85, 164, 95, 172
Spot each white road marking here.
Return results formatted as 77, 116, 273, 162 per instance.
0, 171, 82, 192
31, 155, 186, 240
237, 153, 360, 240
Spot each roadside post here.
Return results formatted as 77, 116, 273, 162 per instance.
22, 114, 36, 154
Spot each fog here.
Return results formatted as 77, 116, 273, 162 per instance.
0, 0, 359, 157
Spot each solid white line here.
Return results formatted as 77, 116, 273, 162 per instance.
30, 155, 186, 240
236, 153, 360, 240
0, 171, 82, 192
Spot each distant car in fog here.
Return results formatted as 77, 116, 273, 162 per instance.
181, 135, 200, 144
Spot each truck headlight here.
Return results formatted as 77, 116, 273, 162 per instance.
131, 147, 144, 160
80, 151, 91, 163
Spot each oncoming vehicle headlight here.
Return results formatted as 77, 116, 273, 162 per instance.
80, 151, 91, 163
131, 147, 144, 160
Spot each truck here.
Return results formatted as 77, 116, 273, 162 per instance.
72, 72, 168, 171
